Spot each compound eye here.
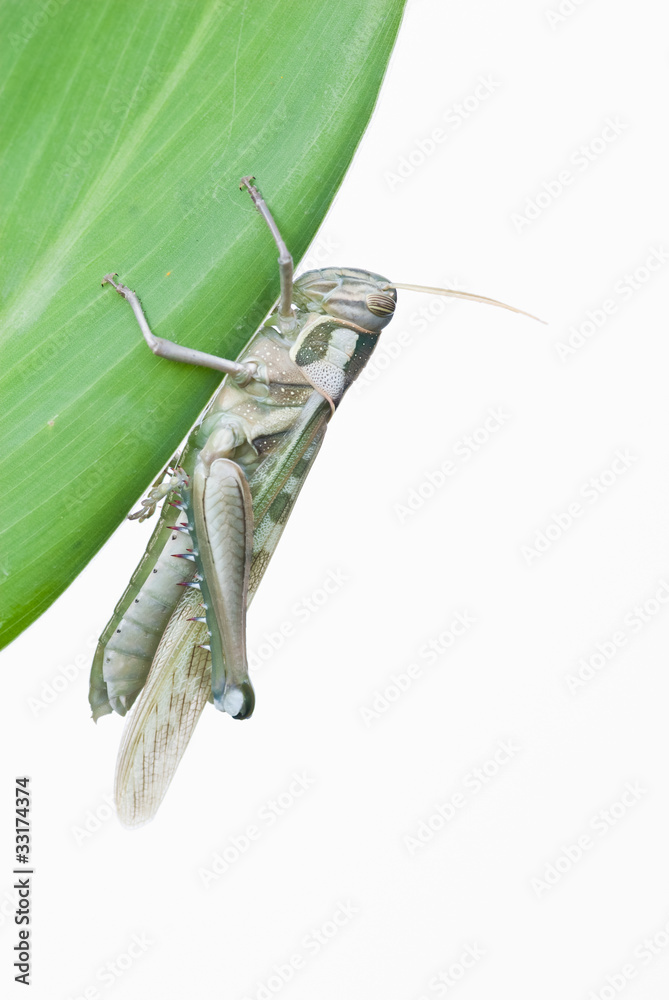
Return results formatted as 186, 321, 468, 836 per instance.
366, 292, 396, 317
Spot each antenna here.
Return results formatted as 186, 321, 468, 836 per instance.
384, 283, 546, 324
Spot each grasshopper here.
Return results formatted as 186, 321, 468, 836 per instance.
91, 177, 539, 827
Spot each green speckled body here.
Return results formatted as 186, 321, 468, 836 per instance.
90, 267, 395, 725
92, 265, 398, 825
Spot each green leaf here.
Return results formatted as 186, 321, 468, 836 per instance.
0, 0, 405, 649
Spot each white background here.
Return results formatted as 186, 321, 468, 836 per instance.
3, 1, 669, 997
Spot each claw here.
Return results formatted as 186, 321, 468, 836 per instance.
172, 552, 197, 562
102, 272, 124, 293
188, 616, 207, 623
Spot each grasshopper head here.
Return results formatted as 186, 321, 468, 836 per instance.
291, 269, 545, 361
293, 267, 397, 333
